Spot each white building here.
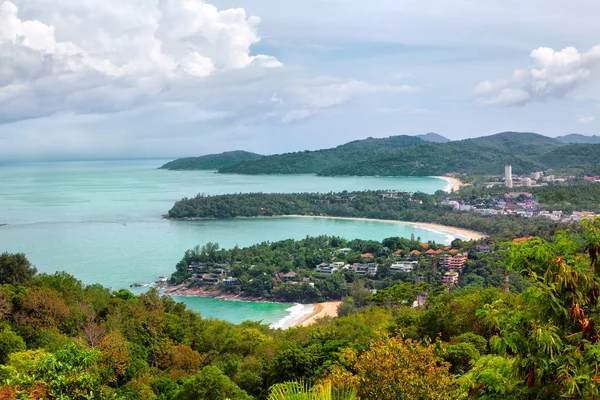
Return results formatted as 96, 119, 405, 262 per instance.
390, 261, 418, 273
505, 165, 513, 188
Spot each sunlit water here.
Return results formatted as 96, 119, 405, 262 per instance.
0, 160, 452, 325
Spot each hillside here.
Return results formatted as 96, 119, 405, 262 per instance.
535, 144, 600, 171
159, 150, 263, 170
218, 135, 423, 174
220, 132, 569, 176
556, 134, 600, 144
416, 133, 451, 143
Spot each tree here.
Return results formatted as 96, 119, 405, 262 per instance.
0, 329, 26, 363
477, 219, 600, 398
328, 332, 464, 400
179, 366, 252, 400
0, 253, 37, 285
267, 380, 357, 400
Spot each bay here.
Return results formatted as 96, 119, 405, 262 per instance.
0, 159, 451, 324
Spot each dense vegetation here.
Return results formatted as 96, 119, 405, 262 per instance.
216, 132, 600, 176
167, 190, 563, 236
1, 219, 600, 398
168, 234, 531, 301
218, 135, 423, 174
160, 151, 263, 170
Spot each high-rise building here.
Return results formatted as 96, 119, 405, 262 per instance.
505, 165, 513, 188
531, 172, 541, 180
521, 177, 533, 187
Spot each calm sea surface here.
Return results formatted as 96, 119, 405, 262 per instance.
0, 160, 452, 325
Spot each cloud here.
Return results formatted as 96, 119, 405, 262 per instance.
0, 0, 281, 122
279, 78, 418, 123
576, 116, 596, 124
475, 45, 600, 106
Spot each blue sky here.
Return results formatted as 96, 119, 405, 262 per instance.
0, 0, 599, 160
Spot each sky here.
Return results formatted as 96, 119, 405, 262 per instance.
0, 0, 599, 161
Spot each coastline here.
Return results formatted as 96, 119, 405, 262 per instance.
277, 215, 486, 240
294, 301, 341, 327
432, 176, 462, 193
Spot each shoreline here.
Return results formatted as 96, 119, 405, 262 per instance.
276, 215, 486, 240
166, 215, 486, 241
294, 301, 341, 327
431, 176, 463, 193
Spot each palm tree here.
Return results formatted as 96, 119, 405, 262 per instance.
267, 380, 357, 400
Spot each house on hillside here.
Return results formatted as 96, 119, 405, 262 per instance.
392, 249, 404, 257
425, 249, 436, 258
202, 274, 220, 285
390, 261, 418, 273
441, 272, 459, 287
315, 263, 339, 275
361, 253, 375, 259
409, 250, 421, 257
476, 245, 491, 253
281, 271, 297, 282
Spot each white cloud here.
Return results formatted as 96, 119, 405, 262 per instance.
0, 0, 281, 122
475, 45, 600, 106
576, 116, 596, 124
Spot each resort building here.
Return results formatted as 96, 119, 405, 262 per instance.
441, 272, 459, 286
390, 261, 418, 273
315, 263, 340, 275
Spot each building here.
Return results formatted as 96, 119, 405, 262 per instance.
440, 253, 468, 271
201, 274, 220, 285
441, 272, 459, 286
349, 263, 378, 276
390, 261, 418, 273
315, 263, 339, 275
505, 165, 513, 188
476, 245, 491, 253
281, 271, 297, 282
531, 172, 542, 180
521, 177, 533, 187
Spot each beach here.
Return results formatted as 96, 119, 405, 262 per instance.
279, 215, 486, 240
432, 176, 463, 193
294, 301, 342, 327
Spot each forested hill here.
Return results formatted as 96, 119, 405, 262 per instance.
159, 150, 263, 170
218, 135, 423, 174
218, 131, 598, 176
556, 134, 600, 144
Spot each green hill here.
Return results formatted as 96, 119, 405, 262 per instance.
556, 134, 600, 144
416, 133, 451, 143
220, 132, 569, 176
160, 151, 263, 170
218, 135, 423, 174
536, 144, 600, 171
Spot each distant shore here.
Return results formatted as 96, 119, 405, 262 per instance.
432, 176, 463, 193
276, 215, 486, 240
294, 301, 341, 327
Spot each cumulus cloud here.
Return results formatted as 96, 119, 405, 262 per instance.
475, 45, 600, 106
0, 0, 281, 122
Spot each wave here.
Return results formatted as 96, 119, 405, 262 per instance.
270, 303, 315, 330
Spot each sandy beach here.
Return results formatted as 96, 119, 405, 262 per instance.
279, 215, 486, 240
432, 176, 463, 193
294, 301, 342, 327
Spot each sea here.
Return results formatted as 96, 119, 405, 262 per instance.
0, 159, 456, 327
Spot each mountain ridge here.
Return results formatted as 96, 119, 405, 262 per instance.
159, 150, 263, 170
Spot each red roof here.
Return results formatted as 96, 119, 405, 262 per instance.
392, 249, 403, 256
361, 253, 375, 259
409, 250, 421, 256
513, 236, 535, 243
419, 242, 430, 249
435, 249, 444, 254
426, 249, 436, 254
449, 249, 459, 253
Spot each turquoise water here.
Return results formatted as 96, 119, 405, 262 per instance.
0, 160, 450, 324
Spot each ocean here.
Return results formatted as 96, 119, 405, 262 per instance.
0, 159, 452, 326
